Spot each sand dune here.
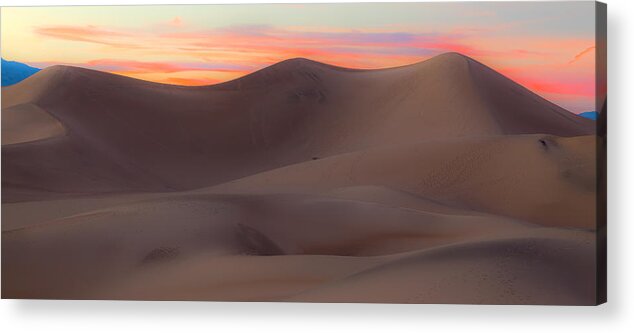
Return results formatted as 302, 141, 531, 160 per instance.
288, 232, 596, 305
1, 103, 65, 144
1, 191, 594, 303
2, 53, 594, 201
102, 230, 595, 305
208, 134, 597, 229
1, 53, 600, 304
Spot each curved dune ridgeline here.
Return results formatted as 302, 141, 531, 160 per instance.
1, 53, 599, 304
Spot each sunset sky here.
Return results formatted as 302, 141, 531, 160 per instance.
1, 2, 598, 112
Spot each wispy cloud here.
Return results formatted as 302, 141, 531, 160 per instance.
31, 23, 558, 69
85, 59, 250, 74
34, 25, 139, 48
27, 22, 596, 111
163, 76, 219, 85
568, 46, 595, 64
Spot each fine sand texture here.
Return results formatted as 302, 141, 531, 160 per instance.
1, 53, 600, 304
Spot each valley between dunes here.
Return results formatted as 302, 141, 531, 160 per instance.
1, 53, 599, 304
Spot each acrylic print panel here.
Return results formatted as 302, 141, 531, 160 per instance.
1, 1, 606, 305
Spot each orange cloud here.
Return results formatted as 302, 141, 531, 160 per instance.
84, 59, 239, 74
34, 25, 137, 48
568, 46, 595, 64
28, 22, 597, 111
162, 77, 219, 86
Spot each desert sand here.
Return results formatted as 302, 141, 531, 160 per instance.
1, 53, 599, 304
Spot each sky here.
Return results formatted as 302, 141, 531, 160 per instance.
1, 2, 599, 112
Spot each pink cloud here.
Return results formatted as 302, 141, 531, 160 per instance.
86, 59, 195, 73
29, 22, 597, 111
34, 25, 137, 48
163, 77, 219, 85
568, 46, 595, 64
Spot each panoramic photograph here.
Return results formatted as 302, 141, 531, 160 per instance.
1, 2, 606, 304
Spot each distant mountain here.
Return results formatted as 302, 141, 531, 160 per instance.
579, 111, 598, 120
1, 58, 40, 86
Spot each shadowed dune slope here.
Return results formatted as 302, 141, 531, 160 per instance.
206, 134, 597, 229
2, 53, 594, 201
1, 190, 595, 303
1, 103, 65, 144
1, 53, 600, 304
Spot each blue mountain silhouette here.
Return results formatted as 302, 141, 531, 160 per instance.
579, 111, 598, 120
2, 58, 40, 86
